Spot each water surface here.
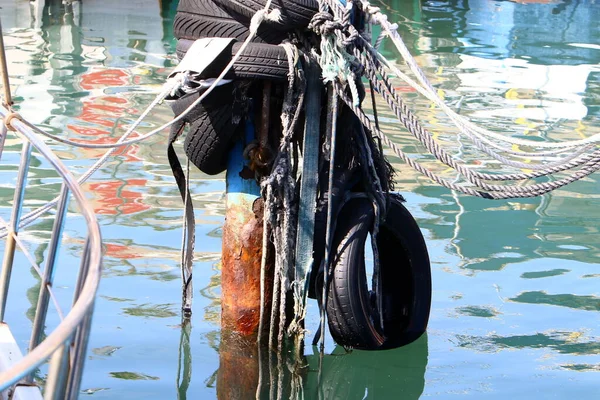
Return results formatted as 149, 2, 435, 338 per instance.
0, 0, 599, 398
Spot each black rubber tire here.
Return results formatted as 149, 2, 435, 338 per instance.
169, 84, 243, 175
326, 195, 432, 350
183, 101, 241, 175
176, 39, 289, 81
174, 0, 287, 44
213, 0, 318, 29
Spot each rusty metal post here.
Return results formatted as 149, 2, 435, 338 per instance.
221, 185, 264, 336
221, 91, 273, 338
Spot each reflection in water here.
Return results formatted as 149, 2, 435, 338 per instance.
393, 0, 600, 65
511, 291, 600, 312
305, 335, 428, 400
175, 329, 428, 400
458, 331, 600, 355
177, 319, 192, 400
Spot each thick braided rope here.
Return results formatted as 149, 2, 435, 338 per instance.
357, 47, 600, 184
313, 1, 565, 179
355, 47, 597, 176
310, 1, 520, 198
309, 0, 600, 197
358, 0, 600, 150
363, 64, 600, 195
314, 4, 600, 177
335, 82, 600, 199
323, 0, 600, 172
335, 82, 494, 198
352, 15, 600, 170
364, 43, 598, 164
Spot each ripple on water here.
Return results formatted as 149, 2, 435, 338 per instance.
510, 291, 600, 312
457, 331, 600, 355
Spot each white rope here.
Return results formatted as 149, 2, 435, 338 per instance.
365, 2, 600, 150
308, 0, 600, 200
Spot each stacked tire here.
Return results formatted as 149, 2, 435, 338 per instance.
171, 0, 432, 351
171, 0, 316, 175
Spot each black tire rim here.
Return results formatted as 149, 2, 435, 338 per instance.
324, 195, 432, 350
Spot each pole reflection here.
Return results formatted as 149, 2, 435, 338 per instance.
176, 326, 428, 399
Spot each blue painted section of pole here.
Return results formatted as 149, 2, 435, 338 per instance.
225, 118, 260, 198
221, 116, 265, 337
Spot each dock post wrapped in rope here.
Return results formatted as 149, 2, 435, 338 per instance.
168, 0, 599, 356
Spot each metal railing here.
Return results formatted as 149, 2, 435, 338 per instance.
0, 16, 103, 400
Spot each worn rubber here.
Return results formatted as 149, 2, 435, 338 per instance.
174, 0, 287, 44
169, 84, 243, 175
213, 0, 318, 29
325, 195, 432, 350
176, 39, 289, 81
183, 101, 241, 175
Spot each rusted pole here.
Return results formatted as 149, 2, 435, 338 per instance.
219, 82, 276, 400
221, 85, 273, 338
221, 184, 265, 336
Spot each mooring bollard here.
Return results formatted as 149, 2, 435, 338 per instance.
221, 115, 271, 338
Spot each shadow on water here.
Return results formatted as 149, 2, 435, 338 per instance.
176, 320, 428, 400
303, 336, 428, 400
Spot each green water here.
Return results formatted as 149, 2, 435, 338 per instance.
1, 0, 599, 398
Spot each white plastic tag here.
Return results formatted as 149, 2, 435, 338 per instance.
168, 38, 235, 79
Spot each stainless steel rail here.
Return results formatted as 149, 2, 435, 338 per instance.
0, 104, 103, 398
1, 13, 101, 399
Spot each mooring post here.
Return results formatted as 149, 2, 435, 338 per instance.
218, 106, 270, 400
221, 113, 269, 338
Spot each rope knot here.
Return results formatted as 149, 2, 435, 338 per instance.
309, 7, 362, 106
309, 11, 345, 36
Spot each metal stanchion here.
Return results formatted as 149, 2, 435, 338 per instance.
28, 183, 70, 382
0, 18, 13, 106
0, 141, 32, 321
44, 344, 71, 400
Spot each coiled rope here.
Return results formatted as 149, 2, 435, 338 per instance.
309, 0, 600, 200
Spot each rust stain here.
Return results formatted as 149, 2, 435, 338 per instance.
221, 197, 273, 338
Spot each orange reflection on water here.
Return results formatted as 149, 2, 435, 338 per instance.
80, 68, 130, 90
68, 73, 143, 161
103, 242, 145, 259
86, 178, 150, 216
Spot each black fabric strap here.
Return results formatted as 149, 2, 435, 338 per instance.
168, 120, 195, 314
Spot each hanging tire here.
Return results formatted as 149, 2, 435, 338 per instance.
175, 39, 289, 81
325, 195, 431, 350
212, 0, 318, 30
169, 83, 243, 175
183, 101, 240, 175
174, 0, 287, 44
